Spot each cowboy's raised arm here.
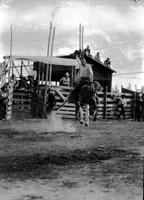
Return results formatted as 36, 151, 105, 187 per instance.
88, 64, 93, 81
76, 55, 81, 66
75, 56, 81, 83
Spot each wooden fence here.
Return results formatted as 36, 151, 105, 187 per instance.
55, 87, 133, 119
11, 86, 133, 120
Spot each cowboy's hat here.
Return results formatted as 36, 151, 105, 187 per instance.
65, 72, 70, 76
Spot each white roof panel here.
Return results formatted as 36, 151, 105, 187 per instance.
4, 55, 79, 68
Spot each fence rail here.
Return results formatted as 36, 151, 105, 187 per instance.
55, 88, 133, 119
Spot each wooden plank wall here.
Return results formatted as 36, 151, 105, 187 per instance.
97, 92, 132, 119
55, 87, 133, 119
11, 86, 133, 120
12, 90, 31, 111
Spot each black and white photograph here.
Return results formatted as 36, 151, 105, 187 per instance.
0, 0, 143, 199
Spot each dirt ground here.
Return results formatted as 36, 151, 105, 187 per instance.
0, 117, 143, 200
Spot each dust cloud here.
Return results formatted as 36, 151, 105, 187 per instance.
5, 112, 76, 133
44, 112, 76, 133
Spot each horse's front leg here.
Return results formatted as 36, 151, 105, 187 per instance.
75, 103, 80, 121
92, 107, 98, 121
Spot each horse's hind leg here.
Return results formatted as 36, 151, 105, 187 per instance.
85, 104, 90, 126
79, 106, 84, 124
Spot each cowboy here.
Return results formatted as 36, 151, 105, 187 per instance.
75, 56, 93, 89
60, 72, 70, 86
70, 56, 93, 104
72, 57, 94, 125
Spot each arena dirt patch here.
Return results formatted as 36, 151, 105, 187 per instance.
15, 195, 43, 200
0, 147, 141, 175
0, 121, 143, 200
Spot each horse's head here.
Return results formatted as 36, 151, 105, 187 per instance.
93, 81, 103, 92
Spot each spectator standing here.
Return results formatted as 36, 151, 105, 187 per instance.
104, 58, 111, 67
94, 52, 101, 62
60, 72, 70, 86
28, 66, 37, 87
43, 89, 56, 119
141, 93, 144, 121
31, 90, 39, 117
116, 94, 127, 120
84, 45, 91, 56
0, 86, 7, 120
10, 74, 18, 89
47, 89, 56, 114
134, 94, 143, 121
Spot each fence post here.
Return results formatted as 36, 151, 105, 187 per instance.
103, 86, 108, 119
41, 63, 44, 85
36, 62, 41, 116
132, 92, 136, 120
6, 81, 14, 120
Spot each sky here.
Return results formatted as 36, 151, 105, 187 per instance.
0, 0, 144, 90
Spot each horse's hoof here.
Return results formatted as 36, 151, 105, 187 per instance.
80, 120, 84, 125
85, 123, 89, 127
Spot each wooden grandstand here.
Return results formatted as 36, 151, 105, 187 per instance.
0, 22, 135, 120
0, 54, 133, 120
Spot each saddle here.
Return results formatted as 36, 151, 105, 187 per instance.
80, 84, 94, 99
